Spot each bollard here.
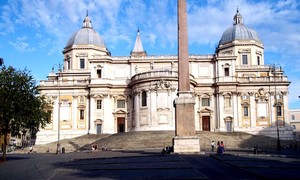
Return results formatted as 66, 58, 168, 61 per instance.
62, 147, 65, 154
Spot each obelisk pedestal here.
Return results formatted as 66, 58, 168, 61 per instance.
173, 92, 200, 153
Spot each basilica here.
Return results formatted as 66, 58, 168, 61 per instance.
37, 10, 292, 144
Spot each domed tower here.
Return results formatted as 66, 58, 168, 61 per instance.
216, 9, 264, 66
63, 14, 110, 71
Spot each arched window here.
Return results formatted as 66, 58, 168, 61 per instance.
224, 67, 229, 76
142, 91, 147, 107
243, 106, 249, 116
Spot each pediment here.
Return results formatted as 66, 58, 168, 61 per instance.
224, 116, 233, 121
114, 110, 127, 114
199, 108, 213, 113
94, 119, 103, 123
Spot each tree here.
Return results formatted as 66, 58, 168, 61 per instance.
0, 66, 51, 161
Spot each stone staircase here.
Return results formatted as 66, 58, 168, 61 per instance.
79, 131, 175, 151
18, 131, 295, 153
196, 131, 288, 150
16, 134, 110, 153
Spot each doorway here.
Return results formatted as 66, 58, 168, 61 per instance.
226, 121, 232, 132
96, 124, 102, 134
202, 116, 210, 131
117, 117, 125, 133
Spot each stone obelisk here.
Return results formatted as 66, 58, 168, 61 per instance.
173, 0, 200, 153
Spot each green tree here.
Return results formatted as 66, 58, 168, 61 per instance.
0, 66, 51, 161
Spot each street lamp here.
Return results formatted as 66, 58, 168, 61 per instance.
54, 64, 62, 154
270, 64, 281, 151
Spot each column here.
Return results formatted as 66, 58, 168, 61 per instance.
233, 92, 238, 130
249, 92, 256, 128
219, 94, 225, 131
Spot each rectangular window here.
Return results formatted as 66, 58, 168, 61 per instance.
202, 98, 210, 106
242, 55, 248, 65
97, 69, 102, 78
80, 58, 85, 69
276, 106, 282, 116
80, 110, 84, 119
66, 60, 70, 70
142, 91, 147, 107
224, 67, 229, 76
243, 107, 249, 116
292, 115, 295, 120
225, 97, 231, 107
132, 96, 135, 109
97, 100, 102, 109
257, 56, 260, 65
117, 100, 125, 108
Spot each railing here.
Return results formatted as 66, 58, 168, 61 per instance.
131, 70, 178, 81
216, 76, 288, 83
235, 65, 271, 70
39, 79, 89, 86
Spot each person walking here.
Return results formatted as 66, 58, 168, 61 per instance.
211, 141, 215, 151
220, 141, 225, 154
217, 141, 220, 154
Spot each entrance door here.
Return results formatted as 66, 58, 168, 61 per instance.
96, 124, 102, 134
226, 121, 232, 132
202, 116, 210, 131
117, 117, 125, 133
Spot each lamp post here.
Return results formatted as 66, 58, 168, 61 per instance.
55, 64, 62, 154
270, 64, 281, 151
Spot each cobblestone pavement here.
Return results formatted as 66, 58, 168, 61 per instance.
0, 149, 299, 180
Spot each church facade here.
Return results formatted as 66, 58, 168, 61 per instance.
37, 10, 292, 144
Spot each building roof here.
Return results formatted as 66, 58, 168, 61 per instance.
219, 9, 261, 46
65, 15, 107, 48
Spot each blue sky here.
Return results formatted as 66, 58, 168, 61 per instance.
0, 0, 300, 109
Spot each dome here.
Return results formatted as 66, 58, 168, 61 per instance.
219, 9, 261, 46
65, 15, 106, 48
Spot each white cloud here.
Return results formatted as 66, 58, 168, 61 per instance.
9, 36, 35, 52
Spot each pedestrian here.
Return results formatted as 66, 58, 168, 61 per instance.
211, 141, 215, 151
217, 141, 220, 154
92, 143, 95, 153
29, 146, 33, 153
220, 141, 225, 154
95, 143, 98, 151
